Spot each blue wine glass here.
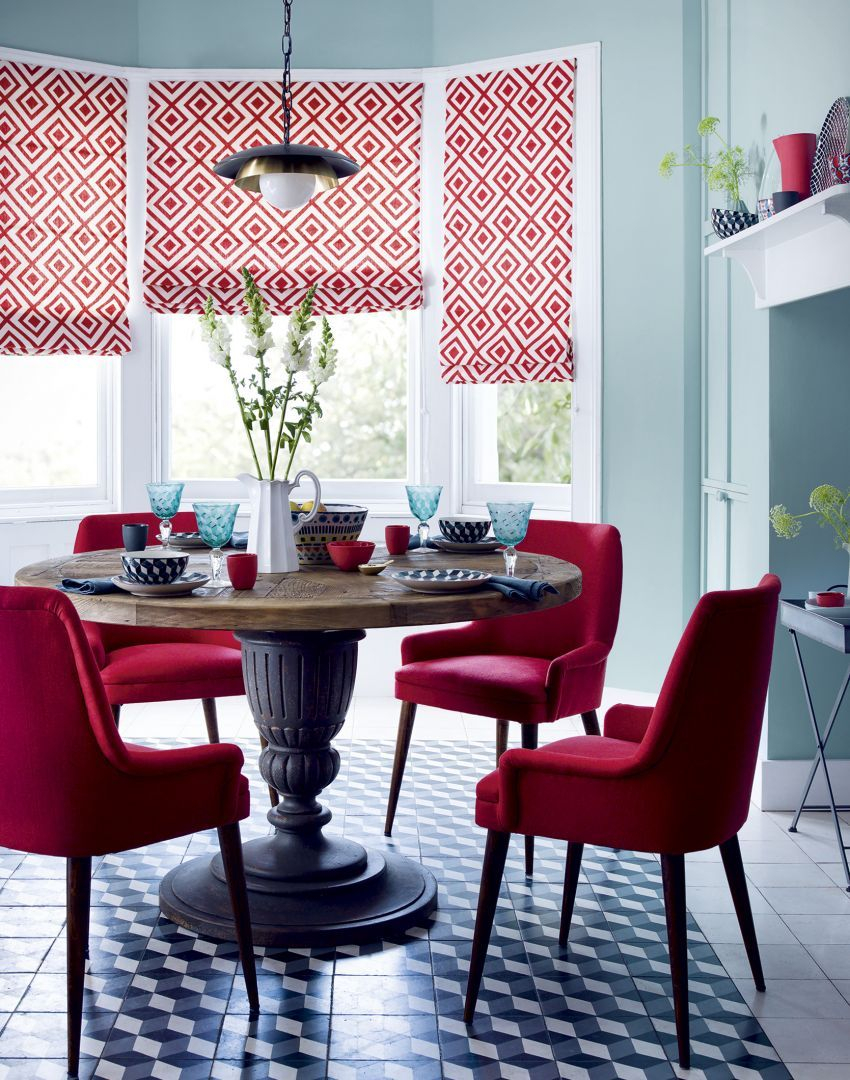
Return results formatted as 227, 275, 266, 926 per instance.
193, 501, 239, 584
146, 482, 184, 549
487, 501, 534, 577
406, 484, 443, 548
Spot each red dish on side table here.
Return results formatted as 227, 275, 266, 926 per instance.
327, 540, 375, 571
816, 591, 845, 608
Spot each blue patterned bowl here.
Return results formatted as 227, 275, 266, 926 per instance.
293, 504, 369, 565
121, 552, 188, 585
438, 517, 492, 544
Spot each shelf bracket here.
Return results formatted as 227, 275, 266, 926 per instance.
724, 248, 766, 306
824, 193, 850, 227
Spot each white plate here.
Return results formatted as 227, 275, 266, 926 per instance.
392, 568, 492, 594
432, 537, 502, 554
112, 572, 211, 597
804, 600, 850, 620
159, 532, 209, 550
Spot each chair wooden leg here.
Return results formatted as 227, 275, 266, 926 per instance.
464, 829, 510, 1023
66, 856, 91, 1078
559, 841, 584, 947
661, 853, 690, 1070
581, 710, 600, 735
258, 734, 279, 807
520, 725, 539, 876
110, 704, 121, 728
202, 698, 220, 743
384, 701, 417, 836
720, 834, 765, 990
496, 718, 509, 762
217, 823, 259, 1012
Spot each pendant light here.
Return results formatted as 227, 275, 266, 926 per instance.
213, 0, 359, 210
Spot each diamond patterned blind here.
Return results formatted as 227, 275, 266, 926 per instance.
0, 61, 129, 356
440, 59, 575, 383
144, 78, 424, 315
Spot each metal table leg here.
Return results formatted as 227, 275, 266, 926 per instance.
788, 629, 850, 890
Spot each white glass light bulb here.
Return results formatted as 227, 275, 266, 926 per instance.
259, 172, 316, 210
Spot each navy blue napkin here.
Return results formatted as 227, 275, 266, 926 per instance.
59, 578, 121, 595
487, 575, 557, 602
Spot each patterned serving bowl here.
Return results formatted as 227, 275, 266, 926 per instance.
121, 551, 189, 585
710, 207, 758, 239
438, 516, 492, 544
293, 504, 369, 565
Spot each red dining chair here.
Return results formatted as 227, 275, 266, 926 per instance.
464, 574, 781, 1069
0, 586, 259, 1077
74, 512, 244, 741
385, 520, 623, 875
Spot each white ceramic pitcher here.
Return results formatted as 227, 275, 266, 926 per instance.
238, 471, 321, 574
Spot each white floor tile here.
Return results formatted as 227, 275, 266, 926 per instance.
745, 862, 837, 888
784, 915, 850, 946
684, 885, 772, 914
760, 887, 850, 915
805, 945, 850, 980
733, 978, 850, 1019
712, 943, 825, 980
759, 1017, 850, 1064
692, 912, 796, 945
788, 1066, 850, 1080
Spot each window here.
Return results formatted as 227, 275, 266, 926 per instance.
462, 382, 573, 512
165, 311, 409, 486
0, 355, 112, 505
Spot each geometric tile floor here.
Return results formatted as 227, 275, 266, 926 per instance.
0, 735, 790, 1079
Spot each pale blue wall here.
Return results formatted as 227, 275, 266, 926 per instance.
712, 0, 850, 759
0, 0, 703, 691
0, 0, 138, 64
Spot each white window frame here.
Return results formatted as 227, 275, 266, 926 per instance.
0, 44, 601, 525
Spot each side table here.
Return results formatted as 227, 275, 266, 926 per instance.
780, 599, 850, 890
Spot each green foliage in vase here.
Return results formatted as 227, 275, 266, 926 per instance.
200, 269, 337, 480
659, 115, 751, 206
770, 484, 850, 546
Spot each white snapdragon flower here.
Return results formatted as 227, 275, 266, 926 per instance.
284, 329, 312, 374
309, 343, 337, 386
200, 319, 231, 367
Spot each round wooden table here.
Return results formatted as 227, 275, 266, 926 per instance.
17, 547, 581, 946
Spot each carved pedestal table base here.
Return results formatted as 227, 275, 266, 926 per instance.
159, 629, 438, 946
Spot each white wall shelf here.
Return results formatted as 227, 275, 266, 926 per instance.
704, 184, 850, 309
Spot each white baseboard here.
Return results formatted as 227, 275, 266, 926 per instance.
761, 756, 850, 812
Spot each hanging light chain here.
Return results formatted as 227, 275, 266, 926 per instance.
281, 0, 294, 146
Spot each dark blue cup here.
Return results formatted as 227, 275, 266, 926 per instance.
122, 523, 149, 552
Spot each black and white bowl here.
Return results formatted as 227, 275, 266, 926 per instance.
438, 517, 492, 544
121, 551, 189, 585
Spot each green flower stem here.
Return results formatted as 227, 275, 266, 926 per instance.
225, 356, 264, 479
283, 385, 318, 481
270, 373, 295, 480
257, 350, 275, 477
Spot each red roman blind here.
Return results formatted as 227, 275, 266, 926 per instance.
440, 59, 575, 383
144, 78, 424, 315
0, 61, 130, 355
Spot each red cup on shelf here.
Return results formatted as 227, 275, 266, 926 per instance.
327, 540, 375, 571
816, 591, 844, 607
385, 524, 411, 556
227, 552, 258, 590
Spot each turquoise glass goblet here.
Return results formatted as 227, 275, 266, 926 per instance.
193, 501, 239, 585
487, 501, 534, 577
146, 482, 184, 548
405, 484, 443, 548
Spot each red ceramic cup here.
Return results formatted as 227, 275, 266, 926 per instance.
327, 540, 375, 571
385, 524, 411, 556
816, 591, 844, 608
227, 552, 258, 590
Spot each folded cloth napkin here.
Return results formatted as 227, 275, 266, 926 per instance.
487, 575, 557, 602
407, 535, 439, 550
58, 578, 121, 595
229, 532, 249, 550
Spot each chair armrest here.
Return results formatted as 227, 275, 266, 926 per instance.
544, 641, 610, 720
400, 623, 486, 665
122, 741, 244, 777
603, 704, 655, 743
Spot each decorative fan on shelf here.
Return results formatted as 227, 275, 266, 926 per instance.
810, 96, 850, 194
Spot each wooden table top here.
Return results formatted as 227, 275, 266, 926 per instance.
15, 548, 582, 632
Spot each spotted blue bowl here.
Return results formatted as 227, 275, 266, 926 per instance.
121, 552, 189, 585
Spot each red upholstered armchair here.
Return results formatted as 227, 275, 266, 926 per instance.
385, 520, 623, 874
0, 586, 258, 1077
465, 575, 781, 1070
74, 512, 244, 742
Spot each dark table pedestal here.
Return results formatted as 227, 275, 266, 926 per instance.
160, 629, 437, 945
